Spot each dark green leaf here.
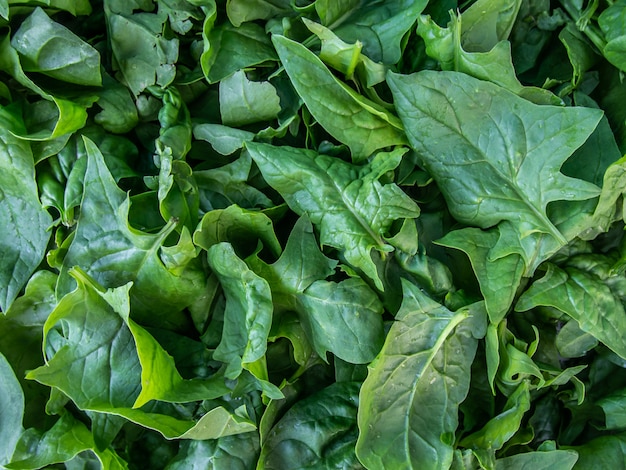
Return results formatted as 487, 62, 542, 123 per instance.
259, 382, 363, 469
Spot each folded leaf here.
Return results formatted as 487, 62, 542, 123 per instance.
246, 215, 337, 312
246, 142, 420, 289
207, 242, 273, 381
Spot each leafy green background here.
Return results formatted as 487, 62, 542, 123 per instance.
1, 0, 626, 468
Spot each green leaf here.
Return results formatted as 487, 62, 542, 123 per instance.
437, 227, 524, 324
567, 433, 626, 470
219, 70, 281, 126
246, 215, 337, 312
303, 18, 387, 87
7, 412, 126, 470
388, 70, 601, 253
330, 0, 429, 65
57, 137, 205, 325
11, 7, 101, 86
556, 319, 599, 358
356, 281, 481, 470
225, 0, 292, 27
259, 382, 363, 470
460, 381, 531, 451
516, 263, 626, 360
495, 450, 578, 470
166, 432, 260, 469
0, 35, 89, 141
598, 1, 626, 72
597, 388, 626, 431
416, 12, 560, 104
0, 351, 23, 467
206, 242, 274, 381
193, 204, 281, 258
460, 0, 522, 51
246, 142, 420, 289
106, 8, 178, 95
297, 278, 384, 364
95, 74, 140, 134
0, 108, 52, 312
203, 22, 277, 84
27, 268, 252, 440
272, 35, 408, 162
193, 123, 255, 156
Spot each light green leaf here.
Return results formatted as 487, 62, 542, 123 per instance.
0, 108, 52, 312
590, 155, 626, 233
193, 124, 255, 156
219, 70, 281, 126
11, 7, 101, 86
272, 35, 407, 162
297, 278, 384, 364
57, 137, 205, 325
303, 18, 387, 87
356, 280, 481, 470
516, 263, 626, 360
259, 382, 363, 469
206, 243, 273, 380
246, 142, 420, 290
388, 70, 601, 253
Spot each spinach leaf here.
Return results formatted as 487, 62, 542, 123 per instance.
247, 142, 420, 289
356, 280, 483, 469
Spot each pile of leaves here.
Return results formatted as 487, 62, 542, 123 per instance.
2, 0, 626, 468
